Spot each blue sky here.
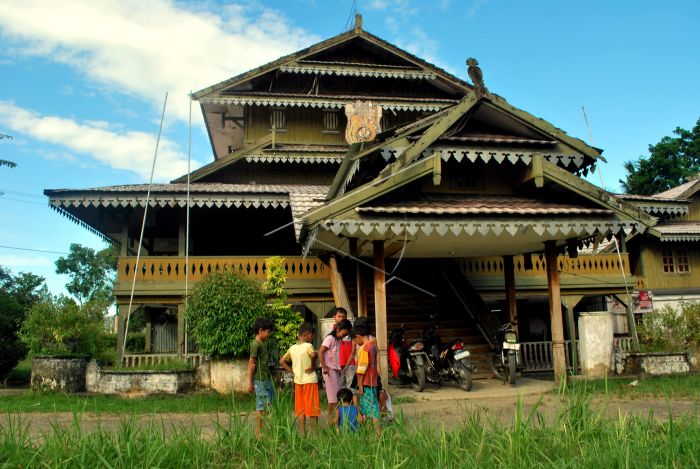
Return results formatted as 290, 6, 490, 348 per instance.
0, 0, 698, 296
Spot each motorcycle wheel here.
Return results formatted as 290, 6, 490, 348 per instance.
411, 362, 426, 392
490, 352, 505, 381
457, 362, 472, 391
508, 351, 516, 385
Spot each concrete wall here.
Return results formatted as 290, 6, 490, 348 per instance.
85, 360, 196, 395
207, 359, 250, 394
615, 352, 690, 376
578, 312, 613, 378
31, 357, 88, 392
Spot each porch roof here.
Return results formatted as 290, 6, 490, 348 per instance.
655, 222, 700, 242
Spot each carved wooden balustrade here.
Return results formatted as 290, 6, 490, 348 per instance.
117, 256, 329, 284
458, 253, 632, 291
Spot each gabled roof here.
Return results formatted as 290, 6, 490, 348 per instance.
192, 25, 470, 101
653, 175, 700, 200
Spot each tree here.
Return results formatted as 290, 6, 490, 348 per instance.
262, 256, 303, 354
0, 266, 47, 378
0, 133, 16, 168
620, 118, 700, 195
55, 243, 118, 305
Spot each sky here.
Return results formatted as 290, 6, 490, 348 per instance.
0, 0, 698, 296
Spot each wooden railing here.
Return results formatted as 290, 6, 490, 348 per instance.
519, 340, 578, 372
117, 256, 329, 283
613, 337, 635, 352
459, 253, 631, 279
122, 353, 204, 369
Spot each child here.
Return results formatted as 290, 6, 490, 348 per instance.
333, 387, 359, 432
247, 317, 275, 438
279, 322, 320, 433
333, 308, 356, 389
319, 318, 352, 420
352, 324, 381, 435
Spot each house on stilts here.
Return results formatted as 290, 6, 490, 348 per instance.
44, 15, 658, 383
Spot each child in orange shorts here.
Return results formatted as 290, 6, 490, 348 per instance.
280, 322, 320, 433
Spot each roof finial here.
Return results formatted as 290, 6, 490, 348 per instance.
354, 13, 363, 33
466, 57, 489, 97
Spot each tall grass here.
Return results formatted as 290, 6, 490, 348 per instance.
1, 388, 699, 468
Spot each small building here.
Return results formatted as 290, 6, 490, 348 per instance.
44, 16, 655, 381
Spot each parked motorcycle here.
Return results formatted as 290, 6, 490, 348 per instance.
388, 324, 428, 392
490, 322, 520, 385
421, 317, 474, 391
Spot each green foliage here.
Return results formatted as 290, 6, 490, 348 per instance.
55, 243, 118, 305
0, 267, 47, 378
18, 295, 109, 359
0, 132, 16, 168
185, 270, 267, 358
621, 117, 700, 195
637, 302, 700, 352
104, 332, 145, 355
263, 257, 302, 354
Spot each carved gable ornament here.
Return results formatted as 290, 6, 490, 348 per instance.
344, 100, 382, 144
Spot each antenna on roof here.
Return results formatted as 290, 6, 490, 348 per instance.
341, 0, 358, 33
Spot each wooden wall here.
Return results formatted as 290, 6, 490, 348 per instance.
636, 237, 700, 291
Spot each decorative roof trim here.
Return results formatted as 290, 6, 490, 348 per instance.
380, 146, 586, 169
321, 218, 638, 239
632, 204, 688, 216
280, 64, 437, 80
244, 154, 343, 164
660, 234, 700, 242
50, 194, 290, 210
199, 96, 450, 112
49, 205, 115, 245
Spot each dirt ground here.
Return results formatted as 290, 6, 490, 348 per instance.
2, 378, 697, 440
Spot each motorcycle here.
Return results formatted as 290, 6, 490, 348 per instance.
388, 324, 428, 392
421, 317, 474, 392
490, 322, 520, 385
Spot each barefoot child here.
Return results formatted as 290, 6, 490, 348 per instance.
352, 325, 381, 435
279, 322, 320, 433
333, 387, 359, 432
319, 319, 352, 420
247, 317, 275, 438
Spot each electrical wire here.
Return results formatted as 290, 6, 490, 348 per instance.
0, 244, 68, 255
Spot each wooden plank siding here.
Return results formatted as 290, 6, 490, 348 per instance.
636, 238, 700, 291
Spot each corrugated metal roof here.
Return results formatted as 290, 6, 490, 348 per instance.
357, 196, 613, 215
617, 194, 686, 203
655, 222, 700, 235
45, 183, 329, 195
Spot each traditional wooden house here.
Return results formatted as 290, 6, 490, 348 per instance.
44, 16, 654, 381
619, 175, 700, 310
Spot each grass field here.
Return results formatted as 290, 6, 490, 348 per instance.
569, 374, 700, 400
1, 389, 698, 468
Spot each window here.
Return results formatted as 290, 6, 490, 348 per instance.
322, 110, 339, 133
269, 108, 286, 131
661, 248, 691, 274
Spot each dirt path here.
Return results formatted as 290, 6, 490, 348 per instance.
2, 381, 697, 440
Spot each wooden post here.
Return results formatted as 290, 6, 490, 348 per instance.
373, 240, 389, 385
120, 217, 129, 257
328, 255, 353, 315
144, 315, 152, 353
178, 211, 186, 257
177, 304, 186, 357
503, 255, 517, 323
350, 238, 367, 317
545, 241, 567, 384
116, 303, 138, 363
562, 295, 583, 374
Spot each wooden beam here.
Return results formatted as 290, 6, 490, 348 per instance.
516, 153, 544, 188
328, 255, 353, 315
503, 255, 517, 323
562, 295, 583, 374
116, 303, 139, 363
177, 304, 185, 357
545, 241, 567, 384
432, 151, 442, 186
350, 239, 367, 318
373, 240, 389, 385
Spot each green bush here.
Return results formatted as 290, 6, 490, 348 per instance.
104, 333, 146, 354
637, 301, 700, 352
185, 271, 267, 358
18, 295, 108, 358
263, 257, 302, 354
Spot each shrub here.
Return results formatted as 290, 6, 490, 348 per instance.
18, 295, 108, 358
263, 257, 303, 355
637, 301, 700, 352
185, 270, 267, 358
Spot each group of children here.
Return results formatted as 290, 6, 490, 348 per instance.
247, 308, 384, 436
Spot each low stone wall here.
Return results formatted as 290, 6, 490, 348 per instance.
86, 361, 197, 395
614, 352, 690, 376
31, 356, 88, 392
200, 359, 292, 394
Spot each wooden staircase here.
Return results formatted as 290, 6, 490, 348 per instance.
342, 258, 496, 378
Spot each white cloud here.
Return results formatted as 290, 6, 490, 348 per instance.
0, 101, 195, 180
0, 0, 319, 122
466, 0, 490, 18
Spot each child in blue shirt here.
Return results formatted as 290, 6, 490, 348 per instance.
333, 387, 359, 432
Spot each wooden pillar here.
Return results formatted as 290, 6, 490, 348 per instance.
116, 303, 138, 363
178, 211, 187, 257
177, 304, 185, 357
328, 255, 353, 315
562, 295, 583, 374
120, 223, 129, 257
545, 241, 567, 384
350, 239, 367, 318
373, 240, 389, 385
503, 255, 517, 323
144, 316, 152, 353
